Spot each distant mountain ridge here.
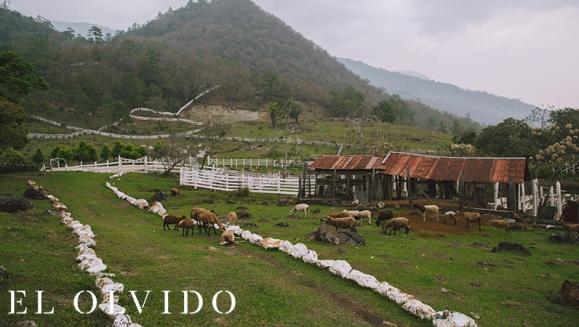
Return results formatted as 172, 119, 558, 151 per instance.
338, 58, 536, 125
50, 21, 117, 38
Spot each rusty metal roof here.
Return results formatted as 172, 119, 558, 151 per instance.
379, 152, 529, 184
309, 153, 529, 183
308, 155, 385, 170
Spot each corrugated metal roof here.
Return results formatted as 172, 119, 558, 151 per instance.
309, 152, 529, 184
308, 155, 384, 170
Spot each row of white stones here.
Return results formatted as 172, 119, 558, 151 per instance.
30, 180, 143, 327
104, 180, 477, 327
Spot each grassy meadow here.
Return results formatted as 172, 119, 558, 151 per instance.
1, 171, 578, 327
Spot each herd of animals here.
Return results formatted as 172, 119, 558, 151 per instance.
160, 188, 579, 244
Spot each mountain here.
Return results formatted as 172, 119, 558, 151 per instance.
0, 2, 480, 132
338, 58, 536, 125
50, 21, 117, 38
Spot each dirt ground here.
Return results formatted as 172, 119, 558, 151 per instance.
394, 211, 489, 237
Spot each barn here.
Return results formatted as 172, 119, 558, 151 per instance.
302, 152, 531, 212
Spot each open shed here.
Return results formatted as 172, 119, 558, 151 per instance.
303, 152, 531, 211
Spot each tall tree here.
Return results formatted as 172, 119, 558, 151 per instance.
0, 50, 49, 103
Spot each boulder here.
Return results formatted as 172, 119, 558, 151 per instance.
549, 232, 579, 245
23, 187, 47, 200
0, 193, 34, 213
148, 191, 168, 203
490, 242, 531, 255
307, 224, 365, 246
560, 279, 579, 307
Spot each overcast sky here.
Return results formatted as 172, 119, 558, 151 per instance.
9, 0, 579, 109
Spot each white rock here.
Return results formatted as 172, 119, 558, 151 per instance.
99, 303, 126, 317
289, 243, 308, 259
112, 314, 132, 327
302, 249, 319, 264
402, 299, 436, 320
347, 269, 379, 289
433, 310, 478, 327
278, 240, 293, 253
316, 260, 335, 269
241, 230, 252, 240
328, 260, 352, 278
87, 263, 107, 274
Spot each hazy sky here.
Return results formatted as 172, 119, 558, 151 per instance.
9, 0, 579, 109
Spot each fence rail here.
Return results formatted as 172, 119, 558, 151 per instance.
180, 166, 307, 195
47, 156, 309, 195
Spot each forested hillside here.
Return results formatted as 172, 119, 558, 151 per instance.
0, 0, 478, 132
338, 58, 536, 125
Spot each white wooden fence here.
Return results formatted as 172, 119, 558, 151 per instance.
180, 166, 308, 195
48, 156, 308, 195
206, 157, 311, 169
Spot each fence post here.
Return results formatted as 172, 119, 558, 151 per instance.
556, 181, 562, 215
144, 156, 148, 173
532, 179, 538, 217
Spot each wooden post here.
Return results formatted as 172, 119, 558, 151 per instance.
556, 181, 562, 216
532, 179, 538, 217
332, 169, 337, 198
459, 171, 465, 210
508, 177, 515, 212
407, 168, 412, 207
493, 182, 499, 210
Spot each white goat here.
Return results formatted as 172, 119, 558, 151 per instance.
289, 204, 309, 218
354, 210, 372, 225
411, 204, 439, 222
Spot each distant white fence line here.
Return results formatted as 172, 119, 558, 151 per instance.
206, 156, 311, 169
47, 155, 308, 195
180, 166, 307, 195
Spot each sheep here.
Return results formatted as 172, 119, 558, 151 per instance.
411, 203, 439, 222
344, 210, 360, 217
382, 217, 410, 236
457, 211, 482, 231
490, 219, 510, 235
163, 215, 186, 231
375, 210, 394, 227
323, 216, 357, 233
354, 210, 372, 225
191, 208, 225, 235
219, 230, 239, 245
557, 219, 579, 234
227, 211, 238, 226
176, 218, 195, 237
377, 201, 385, 209
443, 211, 457, 225
289, 204, 309, 218
170, 187, 180, 197
351, 199, 360, 205
321, 211, 352, 223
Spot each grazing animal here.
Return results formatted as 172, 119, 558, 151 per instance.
321, 211, 352, 223
443, 211, 457, 225
344, 210, 360, 217
176, 218, 195, 237
219, 230, 239, 245
377, 202, 385, 209
323, 216, 357, 233
351, 199, 360, 205
375, 210, 394, 227
190, 208, 225, 235
354, 210, 372, 225
458, 211, 482, 231
411, 204, 439, 222
163, 215, 186, 231
382, 217, 410, 236
170, 187, 180, 197
227, 211, 238, 226
289, 204, 309, 218
558, 219, 579, 234
490, 219, 511, 235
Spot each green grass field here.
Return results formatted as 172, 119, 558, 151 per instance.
1, 171, 578, 326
